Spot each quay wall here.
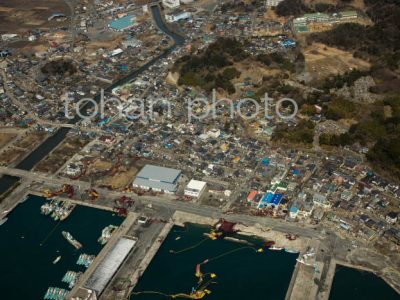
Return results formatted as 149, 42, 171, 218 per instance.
68, 212, 138, 299
124, 222, 174, 294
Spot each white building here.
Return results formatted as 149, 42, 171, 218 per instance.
109, 48, 123, 57
165, 10, 190, 23
207, 128, 220, 139
184, 179, 207, 198
162, 0, 180, 9
266, 0, 284, 7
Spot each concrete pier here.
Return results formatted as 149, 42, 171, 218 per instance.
286, 260, 324, 300
318, 259, 337, 300
126, 222, 173, 290
68, 212, 138, 299
285, 239, 323, 300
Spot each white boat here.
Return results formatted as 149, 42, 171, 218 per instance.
269, 246, 283, 251
0, 218, 8, 226
53, 256, 62, 264
285, 248, 299, 254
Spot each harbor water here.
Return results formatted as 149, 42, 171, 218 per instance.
0, 195, 123, 300
329, 265, 399, 300
132, 224, 298, 300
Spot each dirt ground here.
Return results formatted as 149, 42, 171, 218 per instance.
86, 36, 124, 50
0, 133, 16, 149
304, 42, 370, 82
89, 160, 113, 172
13, 131, 47, 149
0, 0, 70, 34
35, 136, 88, 173
101, 167, 138, 189
0, 147, 26, 166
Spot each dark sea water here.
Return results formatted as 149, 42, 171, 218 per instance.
329, 265, 400, 300
0, 195, 123, 300
132, 224, 298, 300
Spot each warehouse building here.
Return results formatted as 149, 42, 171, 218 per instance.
84, 237, 137, 297
132, 164, 182, 193
184, 179, 207, 198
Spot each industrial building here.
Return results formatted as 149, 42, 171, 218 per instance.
132, 164, 182, 193
84, 237, 137, 296
184, 179, 207, 198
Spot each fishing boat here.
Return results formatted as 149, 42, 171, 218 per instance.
284, 248, 299, 254
97, 225, 118, 245
62, 231, 82, 249
0, 218, 8, 226
76, 253, 95, 268
53, 256, 61, 264
269, 246, 283, 251
62, 270, 82, 289
43, 287, 68, 300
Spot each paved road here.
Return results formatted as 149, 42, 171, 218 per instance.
0, 166, 321, 239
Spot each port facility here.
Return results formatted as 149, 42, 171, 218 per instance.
132, 164, 182, 193
85, 237, 137, 296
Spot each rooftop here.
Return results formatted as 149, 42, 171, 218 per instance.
109, 15, 136, 31
85, 238, 136, 295
185, 179, 207, 191
136, 164, 181, 183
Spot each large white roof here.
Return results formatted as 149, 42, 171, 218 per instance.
185, 179, 207, 191
85, 238, 136, 295
136, 164, 181, 183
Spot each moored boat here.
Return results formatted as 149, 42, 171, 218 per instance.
269, 246, 283, 251
53, 256, 61, 264
62, 231, 82, 249
285, 248, 299, 254
97, 225, 118, 245
0, 218, 8, 226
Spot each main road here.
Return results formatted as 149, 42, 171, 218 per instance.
0, 166, 321, 239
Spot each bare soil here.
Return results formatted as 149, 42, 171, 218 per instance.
304, 42, 370, 82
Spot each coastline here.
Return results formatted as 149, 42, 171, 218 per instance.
172, 210, 309, 251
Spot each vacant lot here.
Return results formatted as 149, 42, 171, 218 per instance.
0, 133, 16, 150
304, 42, 370, 83
14, 131, 47, 149
35, 136, 88, 174
0, 147, 26, 166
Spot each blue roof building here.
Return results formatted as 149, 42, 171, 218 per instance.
258, 192, 283, 209
109, 15, 136, 31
